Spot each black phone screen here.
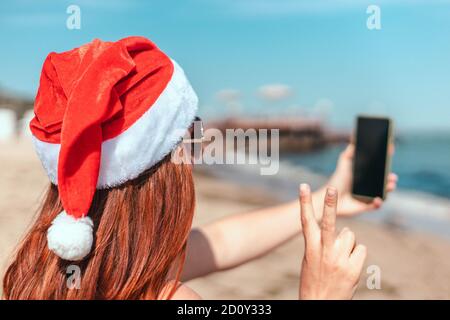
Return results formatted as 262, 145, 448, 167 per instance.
352, 117, 390, 199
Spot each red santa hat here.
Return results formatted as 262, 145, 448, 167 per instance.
30, 36, 198, 261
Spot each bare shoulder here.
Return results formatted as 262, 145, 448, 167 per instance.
158, 280, 202, 300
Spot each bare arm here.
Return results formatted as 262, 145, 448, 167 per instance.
181, 188, 327, 281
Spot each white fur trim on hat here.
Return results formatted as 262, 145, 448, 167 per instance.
32, 59, 198, 189
47, 211, 94, 261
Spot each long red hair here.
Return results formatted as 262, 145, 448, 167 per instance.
2, 155, 195, 299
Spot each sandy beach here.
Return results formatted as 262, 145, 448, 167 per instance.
1, 139, 450, 299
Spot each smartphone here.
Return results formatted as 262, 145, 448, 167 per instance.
352, 116, 393, 202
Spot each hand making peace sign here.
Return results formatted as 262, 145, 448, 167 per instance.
299, 184, 367, 300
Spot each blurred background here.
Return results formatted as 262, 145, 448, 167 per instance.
0, 0, 449, 299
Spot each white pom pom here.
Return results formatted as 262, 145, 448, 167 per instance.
47, 211, 94, 261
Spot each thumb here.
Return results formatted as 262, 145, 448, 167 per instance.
340, 144, 354, 162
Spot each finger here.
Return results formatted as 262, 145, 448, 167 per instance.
299, 184, 320, 249
349, 244, 367, 272
388, 173, 398, 183
386, 181, 397, 192
359, 197, 383, 213
388, 143, 395, 156
337, 227, 356, 257
321, 187, 338, 247
372, 197, 383, 208
340, 144, 355, 161
367, 197, 383, 211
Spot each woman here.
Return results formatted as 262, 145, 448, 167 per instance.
2, 36, 397, 300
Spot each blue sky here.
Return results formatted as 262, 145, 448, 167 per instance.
1, 0, 450, 131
